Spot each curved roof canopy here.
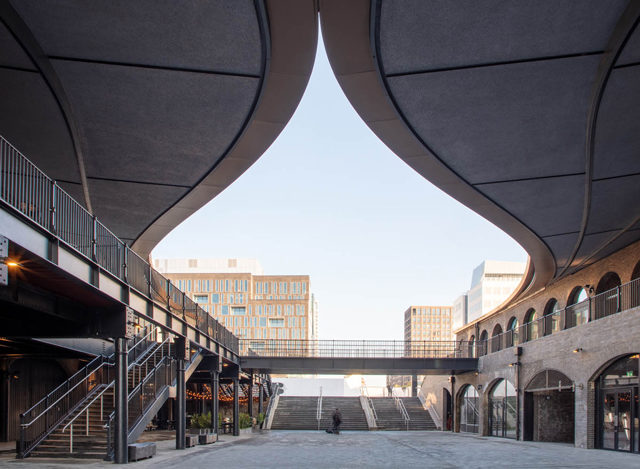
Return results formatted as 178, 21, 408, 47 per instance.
0, 0, 317, 257
321, 0, 640, 296
2, 0, 639, 299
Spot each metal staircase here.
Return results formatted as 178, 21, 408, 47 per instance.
18, 328, 201, 460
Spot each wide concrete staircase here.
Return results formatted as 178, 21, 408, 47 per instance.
271, 396, 319, 430
401, 397, 438, 431
271, 396, 369, 431
319, 397, 368, 431
369, 398, 408, 430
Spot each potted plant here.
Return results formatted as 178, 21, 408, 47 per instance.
191, 412, 217, 444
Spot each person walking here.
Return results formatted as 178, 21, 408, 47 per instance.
331, 408, 342, 434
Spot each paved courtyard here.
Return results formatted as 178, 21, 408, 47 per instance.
1, 431, 639, 468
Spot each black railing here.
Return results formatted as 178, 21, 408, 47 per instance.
17, 326, 158, 459
0, 134, 237, 353
477, 277, 640, 355
105, 342, 197, 460
239, 339, 474, 359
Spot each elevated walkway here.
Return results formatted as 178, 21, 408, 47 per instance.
240, 339, 478, 375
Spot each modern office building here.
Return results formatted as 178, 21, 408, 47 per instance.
155, 258, 318, 347
404, 306, 453, 342
452, 294, 468, 331
467, 261, 526, 323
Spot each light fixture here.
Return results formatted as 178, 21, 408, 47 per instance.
573, 348, 583, 353
5, 261, 20, 267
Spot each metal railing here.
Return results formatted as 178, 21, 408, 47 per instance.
18, 327, 158, 458
394, 397, 410, 431
316, 387, 323, 430
62, 383, 114, 454
0, 134, 238, 353
105, 340, 181, 460
240, 339, 473, 358
476, 277, 640, 356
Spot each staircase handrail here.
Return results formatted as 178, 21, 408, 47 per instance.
21, 326, 158, 423
105, 341, 197, 460
17, 327, 159, 458
394, 397, 410, 430
62, 383, 114, 433
21, 361, 114, 428
368, 397, 378, 422
316, 387, 323, 430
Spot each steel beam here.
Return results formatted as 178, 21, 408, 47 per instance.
176, 358, 186, 449
233, 375, 239, 436
210, 370, 219, 434
115, 337, 128, 464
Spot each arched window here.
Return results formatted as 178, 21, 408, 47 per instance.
491, 324, 503, 353
595, 272, 621, 319
566, 286, 589, 328
459, 385, 479, 433
488, 379, 517, 439
468, 335, 476, 358
506, 317, 519, 347
543, 298, 560, 336
479, 330, 488, 357
630, 261, 640, 308
524, 309, 538, 342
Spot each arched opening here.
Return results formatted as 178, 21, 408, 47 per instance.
596, 354, 640, 453
543, 298, 560, 336
506, 317, 519, 347
523, 370, 574, 443
491, 324, 503, 353
479, 330, 488, 357
488, 379, 517, 439
443, 388, 452, 431
594, 272, 622, 319
566, 286, 589, 329
459, 385, 479, 433
468, 335, 476, 358
523, 308, 538, 342
630, 261, 640, 308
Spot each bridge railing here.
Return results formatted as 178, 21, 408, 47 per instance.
239, 339, 474, 359
0, 134, 238, 354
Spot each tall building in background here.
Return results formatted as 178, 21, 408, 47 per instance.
452, 293, 468, 331
154, 258, 318, 348
404, 305, 453, 342
466, 260, 526, 323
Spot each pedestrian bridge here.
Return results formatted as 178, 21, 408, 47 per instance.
239, 339, 478, 375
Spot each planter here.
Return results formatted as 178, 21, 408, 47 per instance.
198, 433, 217, 445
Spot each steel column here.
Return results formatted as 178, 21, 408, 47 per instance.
115, 337, 128, 464
248, 373, 254, 417
233, 376, 239, 436
176, 358, 186, 449
258, 383, 264, 416
210, 370, 219, 434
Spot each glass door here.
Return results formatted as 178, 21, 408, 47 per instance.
602, 389, 634, 452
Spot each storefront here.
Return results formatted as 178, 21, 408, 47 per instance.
488, 379, 517, 439
598, 354, 640, 453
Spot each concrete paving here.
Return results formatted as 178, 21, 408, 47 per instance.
1, 431, 639, 468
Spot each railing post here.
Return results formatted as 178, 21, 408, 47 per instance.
616, 285, 622, 313
123, 246, 128, 282
49, 181, 57, 234
588, 296, 592, 322
91, 215, 98, 261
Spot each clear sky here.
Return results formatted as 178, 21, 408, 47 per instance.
151, 36, 527, 341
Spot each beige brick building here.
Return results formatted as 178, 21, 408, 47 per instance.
154, 258, 318, 349
404, 305, 453, 342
